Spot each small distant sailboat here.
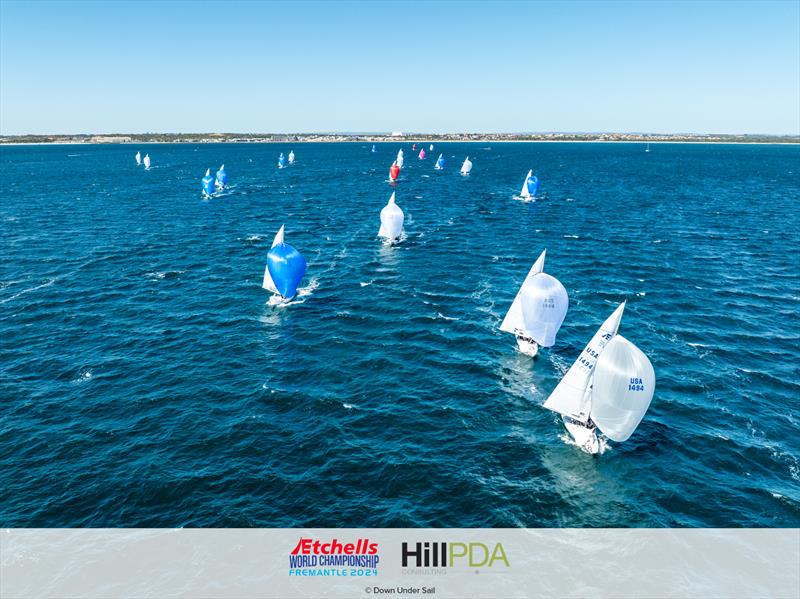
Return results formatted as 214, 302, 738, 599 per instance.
543, 302, 656, 454
215, 164, 227, 189
412, 143, 417, 151
460, 156, 472, 175
378, 191, 404, 243
499, 250, 568, 357
371, 145, 377, 153
288, 150, 295, 164
135, 151, 141, 166
434, 154, 445, 170
519, 169, 539, 200
201, 169, 215, 197
278, 153, 286, 168
429, 144, 434, 151
262, 225, 308, 301
645, 142, 650, 153
389, 161, 400, 181
418, 148, 426, 160
143, 154, 151, 170
396, 149, 404, 169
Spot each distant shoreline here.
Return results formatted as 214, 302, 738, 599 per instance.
1, 132, 798, 146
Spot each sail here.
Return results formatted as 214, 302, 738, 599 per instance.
288, 150, 295, 164
396, 150, 404, 168
519, 273, 569, 347
526, 175, 540, 197
278, 153, 286, 168
389, 162, 400, 180
419, 148, 426, 160
202, 169, 215, 195
372, 145, 376, 153
266, 240, 307, 299
429, 144, 434, 151
262, 225, 285, 293
215, 164, 227, 188
590, 335, 656, 442
143, 154, 151, 169
543, 302, 626, 422
499, 250, 546, 335
378, 192, 404, 240
135, 151, 141, 165
460, 157, 472, 174
520, 170, 533, 197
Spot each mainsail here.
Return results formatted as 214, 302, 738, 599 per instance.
215, 164, 227, 188
460, 157, 472, 174
543, 302, 626, 422
590, 336, 656, 442
520, 170, 533, 198
378, 192, 404, 240
396, 149, 404, 168
202, 169, 215, 196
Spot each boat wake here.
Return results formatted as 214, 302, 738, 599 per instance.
558, 431, 611, 455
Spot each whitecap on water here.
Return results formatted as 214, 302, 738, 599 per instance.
343, 403, 356, 410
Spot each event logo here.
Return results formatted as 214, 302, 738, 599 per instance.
401, 542, 510, 568
289, 538, 380, 577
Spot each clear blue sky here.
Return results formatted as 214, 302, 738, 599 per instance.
1, 0, 798, 135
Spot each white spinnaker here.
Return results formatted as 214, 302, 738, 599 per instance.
543, 301, 626, 422
519, 273, 569, 347
520, 169, 533, 198
135, 151, 141, 165
460, 157, 472, 174
262, 225, 285, 292
499, 250, 546, 335
590, 335, 655, 442
143, 154, 151, 169
378, 192, 404, 239
288, 151, 295, 163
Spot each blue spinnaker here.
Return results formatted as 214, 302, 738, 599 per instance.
436, 155, 445, 169
278, 153, 286, 168
526, 175, 540, 197
215, 165, 227, 187
266, 243, 307, 299
202, 170, 215, 196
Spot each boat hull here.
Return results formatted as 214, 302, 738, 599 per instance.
563, 416, 600, 454
516, 337, 539, 357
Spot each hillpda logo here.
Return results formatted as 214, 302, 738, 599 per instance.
289, 538, 380, 577
401, 541, 510, 569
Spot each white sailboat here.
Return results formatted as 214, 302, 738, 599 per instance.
429, 144, 434, 151
543, 302, 656, 454
377, 191, 404, 243
288, 150, 295, 164
261, 225, 285, 294
396, 149, 404, 169
135, 151, 141, 166
645, 142, 650, 153
499, 250, 568, 357
460, 156, 472, 175
143, 154, 151, 170
520, 169, 534, 199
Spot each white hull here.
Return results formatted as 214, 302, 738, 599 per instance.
563, 417, 600, 454
515, 337, 539, 357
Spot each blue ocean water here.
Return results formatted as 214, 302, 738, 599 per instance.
1, 142, 798, 527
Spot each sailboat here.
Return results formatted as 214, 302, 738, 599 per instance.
201, 169, 215, 197
645, 142, 650, 153
543, 302, 656, 454
262, 225, 307, 301
143, 154, 151, 170
288, 150, 295, 164
278, 153, 286, 168
389, 161, 400, 181
396, 149, 404, 169
135, 151, 141, 166
429, 144, 434, 151
519, 169, 539, 200
378, 191, 404, 243
434, 154, 445, 170
418, 148, 426, 160
499, 250, 568, 357
371, 145, 377, 153
412, 143, 416, 151
460, 156, 472, 175
215, 164, 227, 189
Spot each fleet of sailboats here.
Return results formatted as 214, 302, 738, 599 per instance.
144, 142, 657, 454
